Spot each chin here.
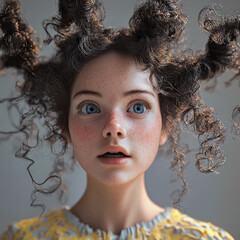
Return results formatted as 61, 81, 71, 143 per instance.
96, 172, 138, 187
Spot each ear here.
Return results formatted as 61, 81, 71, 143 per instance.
62, 130, 72, 145
159, 129, 168, 146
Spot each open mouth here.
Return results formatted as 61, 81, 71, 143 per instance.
98, 152, 129, 158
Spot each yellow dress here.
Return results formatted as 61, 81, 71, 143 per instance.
0, 207, 234, 240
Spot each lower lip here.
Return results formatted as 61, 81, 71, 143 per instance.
98, 157, 129, 165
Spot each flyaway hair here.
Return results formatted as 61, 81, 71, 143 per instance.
0, 0, 240, 211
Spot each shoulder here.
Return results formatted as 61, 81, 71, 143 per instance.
155, 208, 234, 240
0, 207, 71, 240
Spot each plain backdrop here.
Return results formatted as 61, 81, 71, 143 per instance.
0, 0, 239, 238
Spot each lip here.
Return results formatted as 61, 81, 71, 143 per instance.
98, 157, 129, 165
98, 146, 130, 157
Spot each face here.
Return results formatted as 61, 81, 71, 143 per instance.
68, 52, 167, 186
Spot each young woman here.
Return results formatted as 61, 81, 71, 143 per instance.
0, 0, 238, 239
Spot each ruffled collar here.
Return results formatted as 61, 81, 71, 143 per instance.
63, 206, 173, 239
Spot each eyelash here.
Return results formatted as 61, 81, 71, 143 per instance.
77, 100, 151, 115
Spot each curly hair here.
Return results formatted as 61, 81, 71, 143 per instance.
0, 0, 239, 212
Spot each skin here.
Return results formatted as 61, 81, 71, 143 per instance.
67, 51, 168, 235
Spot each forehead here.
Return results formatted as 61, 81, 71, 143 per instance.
72, 51, 156, 94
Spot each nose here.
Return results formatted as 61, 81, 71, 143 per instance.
102, 112, 126, 139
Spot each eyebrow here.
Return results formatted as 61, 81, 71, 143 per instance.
73, 89, 156, 99
73, 90, 101, 99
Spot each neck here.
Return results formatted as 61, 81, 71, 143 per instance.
70, 173, 164, 235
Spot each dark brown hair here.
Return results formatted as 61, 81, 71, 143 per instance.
0, 0, 239, 212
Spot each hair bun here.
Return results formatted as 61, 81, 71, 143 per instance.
129, 0, 187, 45
198, 4, 240, 45
0, 0, 39, 73
44, 0, 105, 45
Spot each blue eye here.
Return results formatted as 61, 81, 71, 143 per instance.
128, 103, 146, 114
81, 103, 100, 114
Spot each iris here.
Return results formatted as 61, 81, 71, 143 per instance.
82, 104, 100, 114
129, 103, 146, 114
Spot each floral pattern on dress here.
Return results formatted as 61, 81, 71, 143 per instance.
0, 207, 234, 240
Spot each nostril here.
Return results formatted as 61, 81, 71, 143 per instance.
106, 132, 122, 137
103, 127, 126, 138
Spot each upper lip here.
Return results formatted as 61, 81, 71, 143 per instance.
98, 146, 130, 157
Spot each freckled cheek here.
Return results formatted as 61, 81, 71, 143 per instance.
132, 118, 161, 145
131, 117, 161, 162
69, 119, 97, 149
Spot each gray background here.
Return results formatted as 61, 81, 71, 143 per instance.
0, 0, 239, 238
